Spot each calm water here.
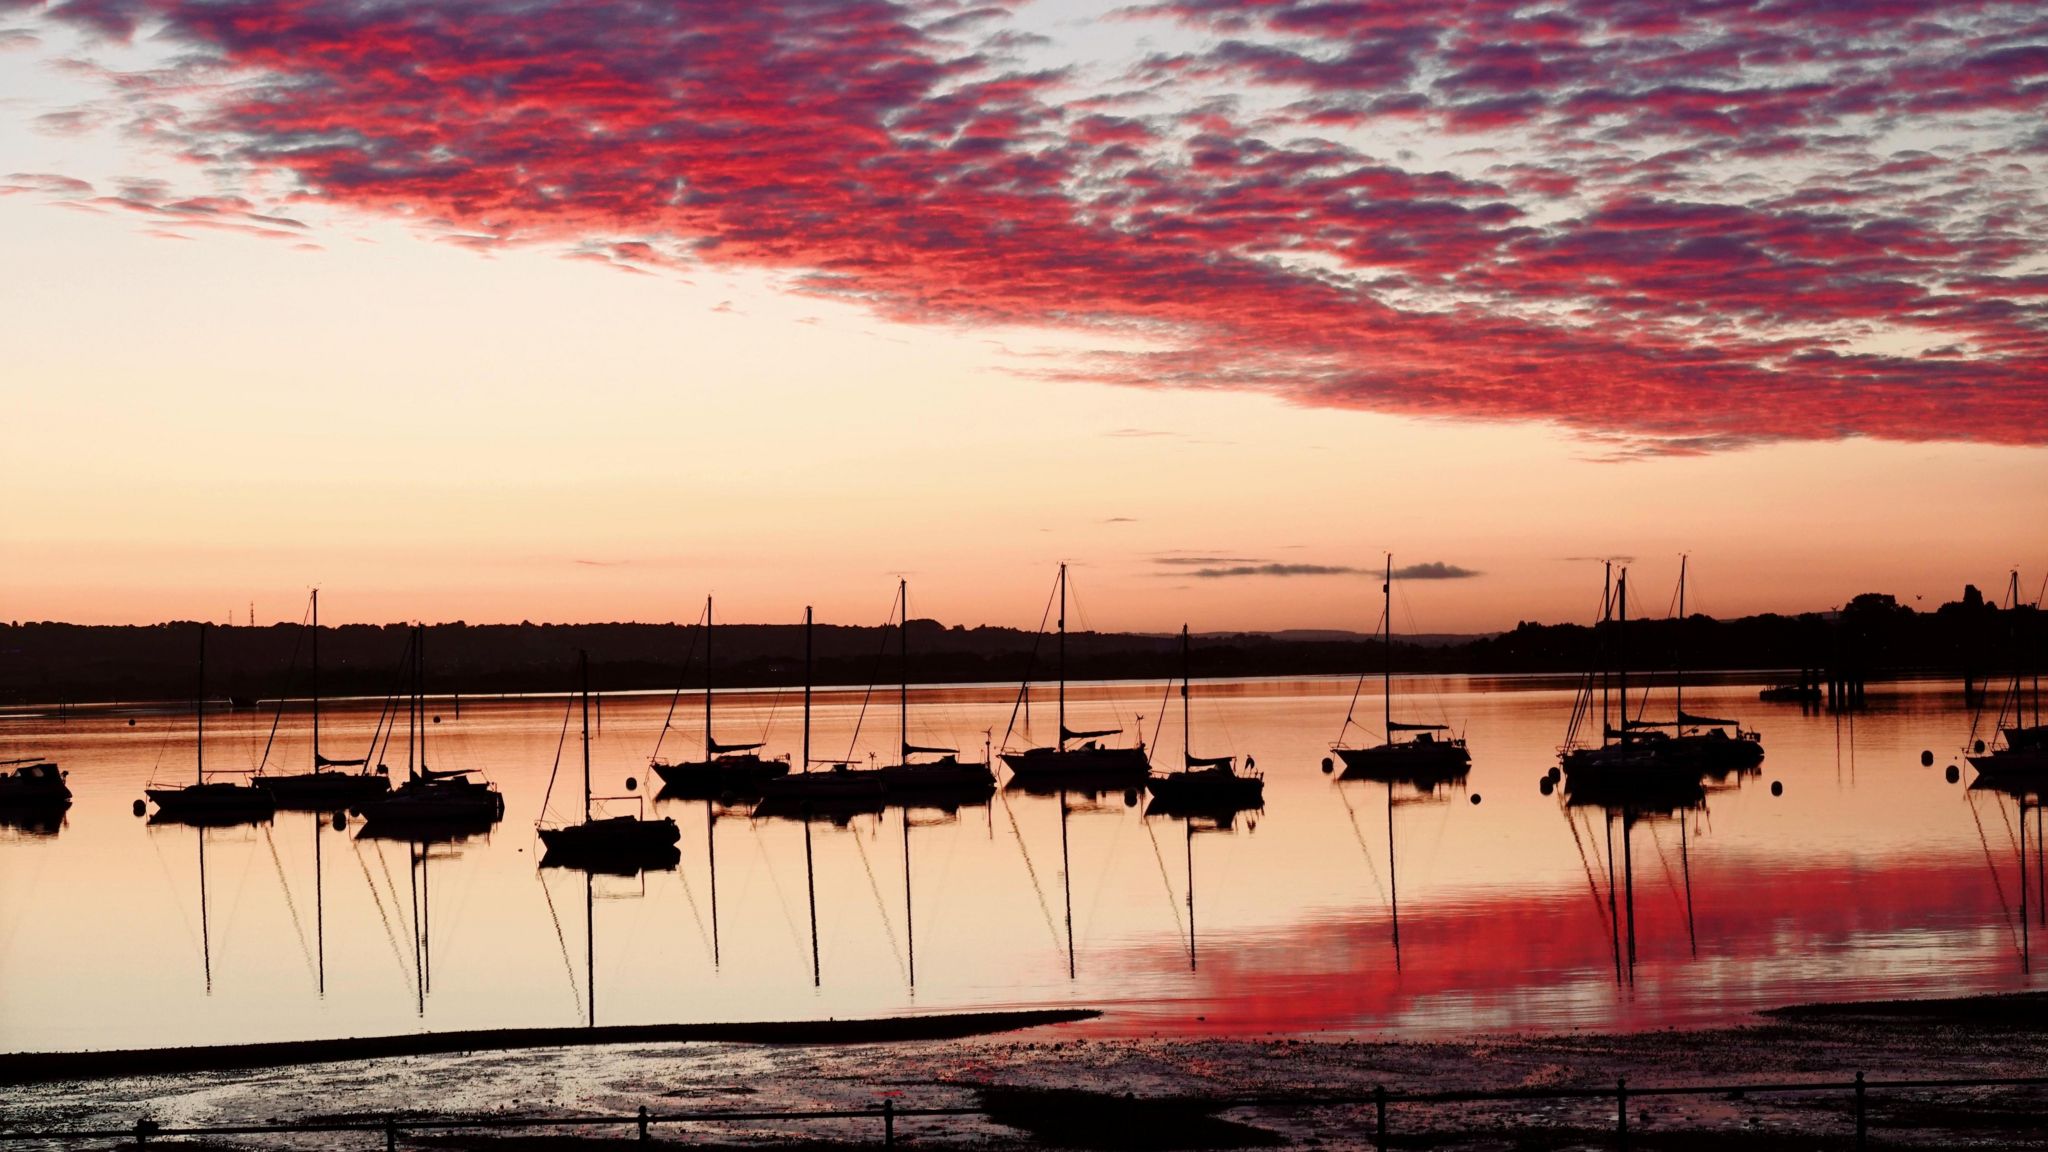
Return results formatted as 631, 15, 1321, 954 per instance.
0, 675, 2028, 1052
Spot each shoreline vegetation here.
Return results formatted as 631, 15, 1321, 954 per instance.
2, 587, 2035, 707
5, 993, 2047, 1147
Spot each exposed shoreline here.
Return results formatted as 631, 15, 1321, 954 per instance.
0, 1009, 1099, 1086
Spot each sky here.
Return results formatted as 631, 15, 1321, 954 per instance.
2, 0, 2045, 634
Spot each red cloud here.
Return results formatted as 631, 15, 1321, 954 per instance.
28, 0, 2048, 450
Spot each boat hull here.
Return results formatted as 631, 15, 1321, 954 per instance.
1334, 741, 1471, 783
1969, 749, 2048, 787
652, 755, 790, 799
147, 782, 277, 822
0, 763, 71, 807
539, 817, 681, 871
1000, 746, 1151, 790
874, 759, 996, 804
258, 770, 391, 809
1146, 767, 1264, 814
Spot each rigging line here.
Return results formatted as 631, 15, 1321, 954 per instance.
1338, 604, 1386, 742
744, 821, 809, 968
1078, 798, 1136, 949
536, 692, 576, 828
537, 871, 586, 1025
850, 820, 908, 982
364, 630, 417, 772
216, 829, 266, 964
1965, 787, 2025, 955
369, 838, 417, 984
842, 587, 901, 763
1645, 819, 1687, 911
667, 822, 714, 963
261, 824, 316, 980
147, 828, 204, 961
997, 785, 1064, 956
347, 835, 412, 984
254, 597, 314, 772
1142, 815, 1190, 951
1563, 803, 1615, 939
648, 599, 707, 767
1334, 780, 1390, 908
999, 574, 1059, 750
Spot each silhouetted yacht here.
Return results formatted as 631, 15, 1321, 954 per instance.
1332, 555, 1470, 781
651, 597, 791, 798
872, 579, 995, 802
359, 625, 503, 832
147, 623, 277, 823
1147, 626, 1263, 814
0, 758, 69, 809
999, 565, 1151, 790
1560, 565, 1698, 797
257, 590, 392, 808
756, 606, 888, 815
1968, 570, 2047, 785
1639, 558, 1764, 774
538, 652, 680, 868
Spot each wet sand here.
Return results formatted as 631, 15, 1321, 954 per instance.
6, 994, 2047, 1148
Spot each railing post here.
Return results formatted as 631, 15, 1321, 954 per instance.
134, 1117, 156, 1146
1855, 1071, 1867, 1150
385, 1114, 398, 1151
639, 1103, 651, 1141
1616, 1077, 1629, 1151
1373, 1084, 1387, 1151
883, 1098, 896, 1147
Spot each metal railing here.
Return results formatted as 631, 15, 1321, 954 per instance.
4, 1072, 2046, 1148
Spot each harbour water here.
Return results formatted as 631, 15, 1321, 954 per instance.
0, 675, 2026, 1052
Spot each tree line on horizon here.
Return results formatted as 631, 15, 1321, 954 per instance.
0, 587, 2035, 707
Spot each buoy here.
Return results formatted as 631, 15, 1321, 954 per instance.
1921, 750, 1934, 767
625, 776, 638, 792
1470, 793, 1482, 805
433, 715, 442, 724
332, 811, 346, 831
127, 717, 137, 727
1770, 780, 1784, 796
1946, 765, 1961, 784
132, 798, 147, 817
1321, 757, 1334, 774
1540, 777, 1555, 796
1548, 765, 1561, 782
1123, 789, 1139, 808
1976, 739, 1987, 754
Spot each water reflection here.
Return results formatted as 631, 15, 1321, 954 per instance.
0, 677, 2037, 1049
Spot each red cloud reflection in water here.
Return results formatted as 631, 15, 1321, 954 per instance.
1079, 847, 2028, 1036
33, 0, 2048, 451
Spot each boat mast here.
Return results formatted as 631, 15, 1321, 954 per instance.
1181, 624, 1191, 773
1601, 562, 1613, 743
899, 578, 909, 761
803, 606, 813, 775
1057, 564, 1067, 752
311, 588, 320, 772
704, 596, 713, 762
418, 623, 427, 771
1617, 570, 1629, 738
1675, 557, 1685, 731
196, 621, 207, 785
580, 650, 591, 824
1383, 554, 1393, 747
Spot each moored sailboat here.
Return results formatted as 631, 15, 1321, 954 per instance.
1634, 558, 1765, 774
872, 579, 995, 802
756, 606, 888, 815
538, 652, 680, 868
257, 590, 392, 808
650, 597, 791, 798
358, 626, 504, 832
999, 564, 1151, 790
1968, 570, 2047, 785
147, 623, 277, 823
1332, 555, 1470, 781
1146, 626, 1263, 813
1559, 565, 1699, 803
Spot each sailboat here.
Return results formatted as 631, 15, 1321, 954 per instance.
147, 622, 277, 822
872, 579, 995, 801
650, 597, 791, 797
1332, 555, 1470, 781
258, 590, 392, 808
359, 626, 504, 831
1559, 565, 1700, 805
757, 606, 888, 814
999, 565, 1151, 789
538, 651, 681, 869
1146, 626, 1263, 812
1968, 570, 2047, 784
